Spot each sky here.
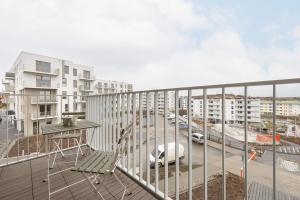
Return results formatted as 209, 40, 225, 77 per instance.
0, 0, 300, 94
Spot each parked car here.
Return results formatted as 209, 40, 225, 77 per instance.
192, 132, 204, 144
150, 142, 185, 168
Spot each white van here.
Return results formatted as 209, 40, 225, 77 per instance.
192, 132, 204, 144
150, 143, 185, 167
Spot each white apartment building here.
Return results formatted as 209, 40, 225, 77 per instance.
2, 51, 132, 136
260, 98, 300, 117
94, 80, 133, 94
190, 96, 261, 124
192, 98, 237, 123
140, 91, 175, 113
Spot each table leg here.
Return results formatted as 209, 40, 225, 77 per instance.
45, 135, 48, 153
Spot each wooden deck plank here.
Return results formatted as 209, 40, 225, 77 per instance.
0, 147, 157, 200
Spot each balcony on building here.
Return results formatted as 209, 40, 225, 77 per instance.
23, 80, 59, 90
31, 96, 58, 104
78, 73, 95, 81
5, 72, 15, 80
5, 84, 14, 92
31, 111, 58, 120
79, 85, 93, 92
23, 61, 60, 76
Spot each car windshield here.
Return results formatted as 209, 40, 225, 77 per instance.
151, 149, 162, 157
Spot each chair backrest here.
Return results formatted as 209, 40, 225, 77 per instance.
108, 123, 133, 172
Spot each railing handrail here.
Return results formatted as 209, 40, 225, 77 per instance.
89, 78, 300, 96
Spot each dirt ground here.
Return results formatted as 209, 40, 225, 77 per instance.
281, 135, 300, 144
176, 172, 244, 200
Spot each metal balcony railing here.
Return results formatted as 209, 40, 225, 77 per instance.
78, 73, 95, 80
85, 78, 300, 200
31, 96, 57, 104
31, 111, 58, 120
1, 79, 300, 200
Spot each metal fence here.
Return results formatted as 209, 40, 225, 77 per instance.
86, 78, 300, 200
1, 78, 300, 199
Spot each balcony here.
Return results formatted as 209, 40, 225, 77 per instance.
31, 96, 58, 104
5, 85, 14, 92
79, 73, 95, 81
23, 81, 59, 90
1, 78, 8, 85
1, 78, 300, 200
23, 65, 59, 76
79, 85, 93, 92
31, 111, 58, 120
5, 72, 15, 80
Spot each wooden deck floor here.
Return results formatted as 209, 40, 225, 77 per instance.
0, 148, 158, 200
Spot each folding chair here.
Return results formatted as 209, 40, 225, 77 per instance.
49, 131, 84, 168
47, 123, 133, 200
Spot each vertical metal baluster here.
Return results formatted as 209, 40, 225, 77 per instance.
109, 95, 112, 151
102, 95, 105, 150
6, 95, 8, 164
175, 90, 179, 200
188, 90, 192, 200
95, 96, 98, 149
103, 95, 107, 151
164, 91, 168, 199
244, 86, 248, 200
97, 96, 100, 150
222, 88, 226, 200
36, 95, 39, 155
67, 95, 70, 148
117, 94, 120, 145
112, 94, 116, 151
154, 91, 159, 192
272, 84, 276, 200
203, 89, 208, 200
121, 94, 125, 167
94, 96, 97, 149
106, 95, 109, 151
139, 93, 143, 181
146, 92, 150, 185
27, 95, 30, 159
100, 95, 103, 150
60, 95, 63, 151
17, 95, 20, 162
132, 93, 137, 176
127, 93, 131, 173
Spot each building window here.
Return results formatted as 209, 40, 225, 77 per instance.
36, 75, 51, 87
39, 104, 51, 115
83, 81, 90, 90
73, 80, 77, 88
64, 65, 69, 74
65, 104, 69, 112
36, 60, 51, 73
74, 103, 77, 111
73, 68, 77, 76
62, 78, 67, 87
83, 70, 90, 79
62, 91, 67, 99
74, 91, 77, 99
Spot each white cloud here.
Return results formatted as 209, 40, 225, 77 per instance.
0, 0, 299, 95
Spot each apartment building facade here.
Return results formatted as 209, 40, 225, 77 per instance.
190, 96, 261, 124
260, 98, 300, 117
2, 51, 133, 136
